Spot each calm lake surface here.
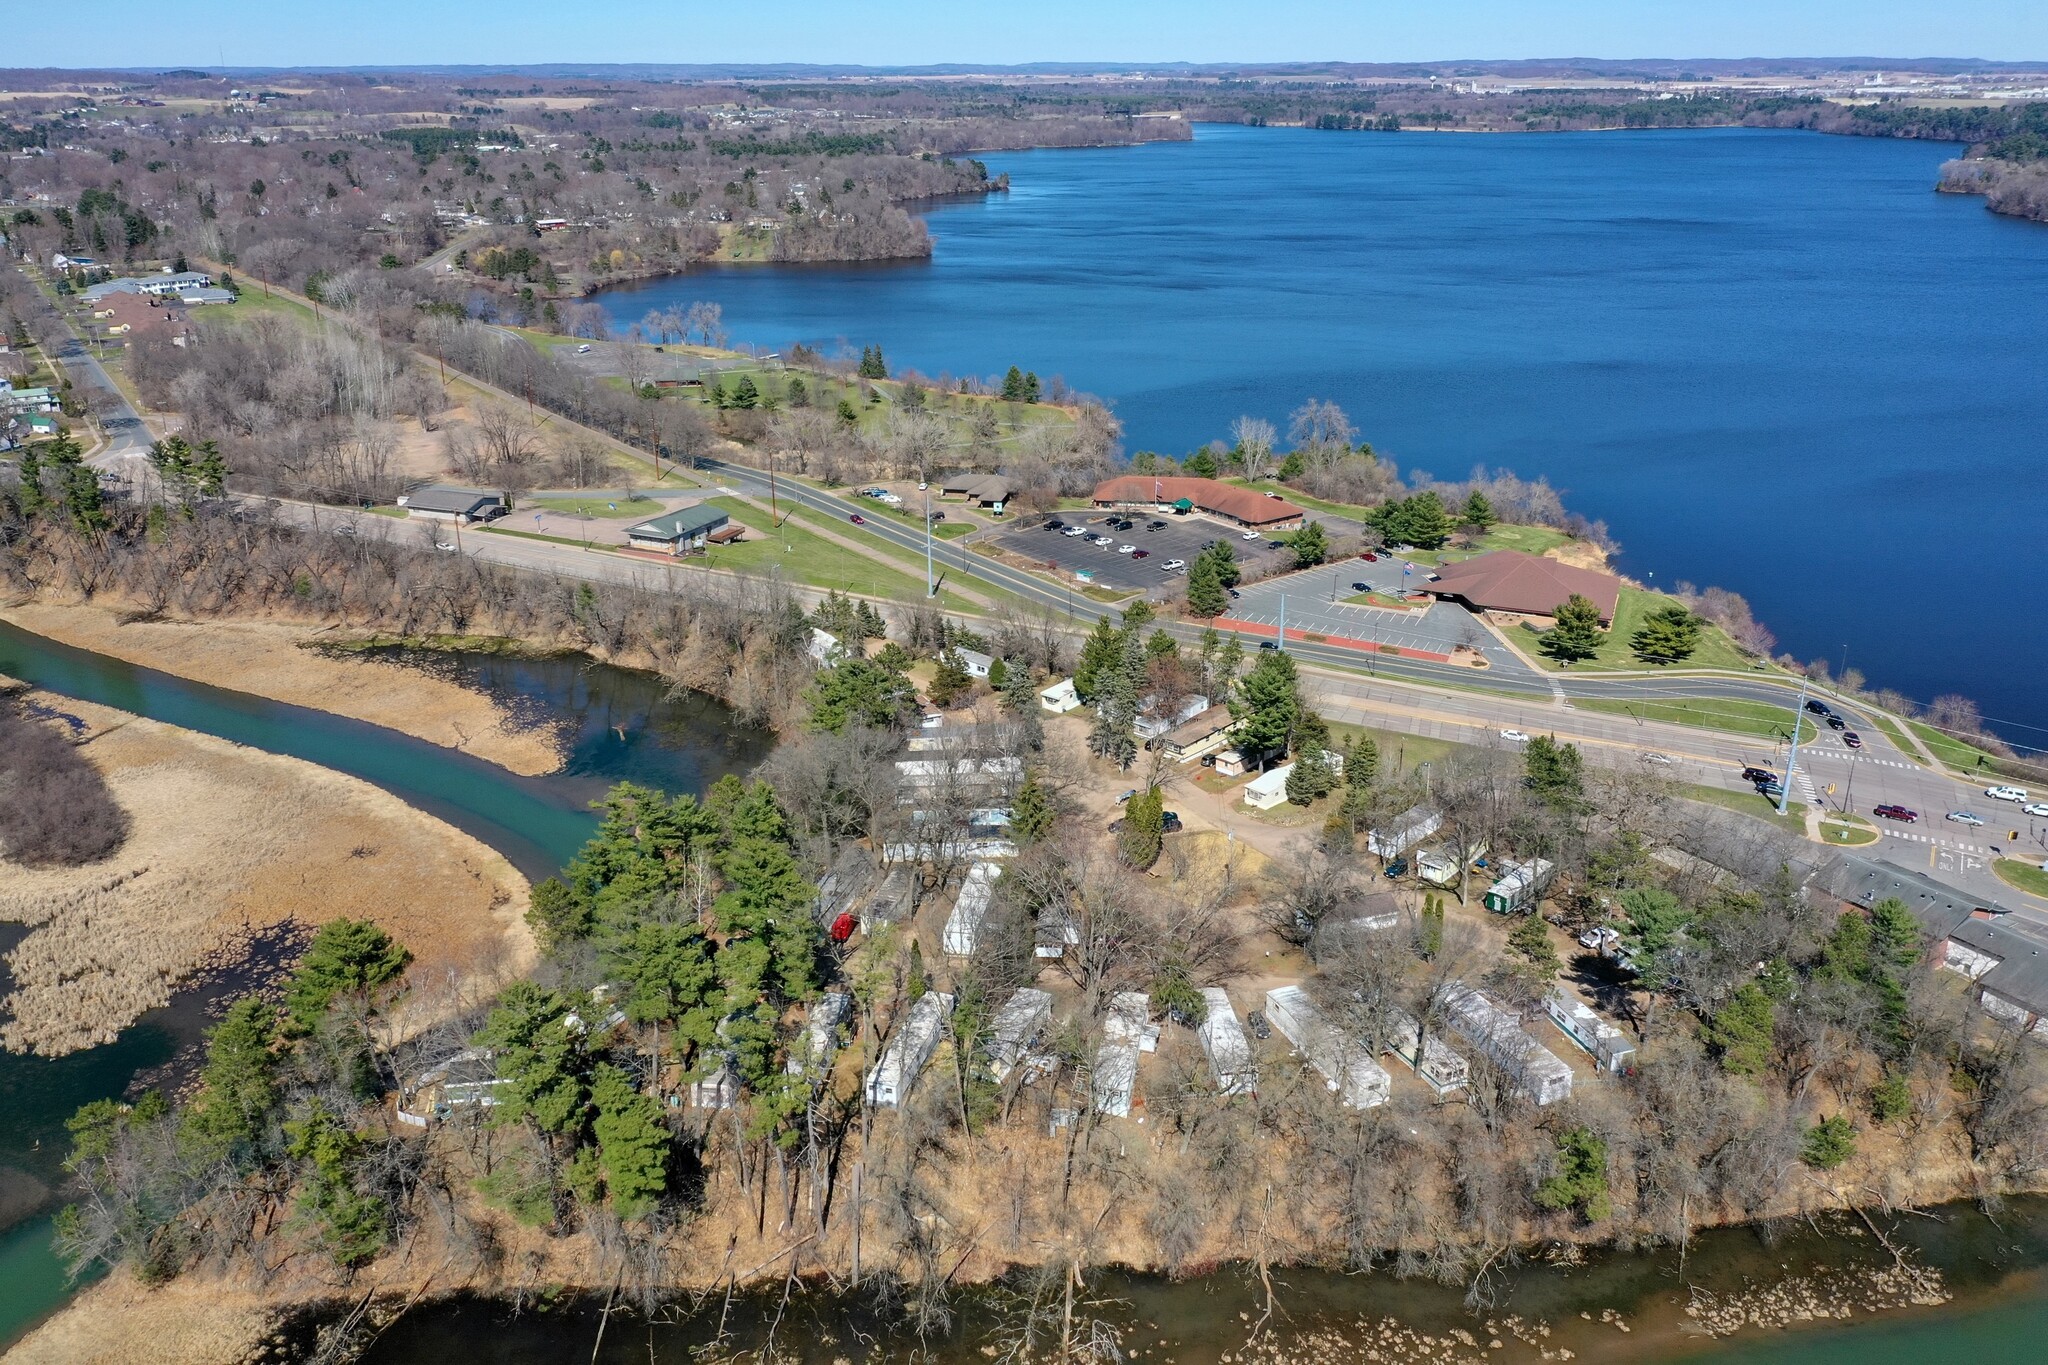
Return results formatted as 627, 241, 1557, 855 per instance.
599, 125, 2048, 741
0, 621, 771, 1345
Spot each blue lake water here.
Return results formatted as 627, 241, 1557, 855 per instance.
598, 124, 2048, 743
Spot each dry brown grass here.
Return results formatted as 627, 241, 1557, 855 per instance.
2, 1270, 278, 1365
0, 602, 564, 776
0, 692, 532, 1057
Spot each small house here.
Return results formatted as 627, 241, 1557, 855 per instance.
1092, 1035, 1141, 1117
1197, 987, 1257, 1096
1135, 692, 1210, 743
956, 649, 994, 679
986, 987, 1053, 1082
689, 1061, 742, 1110
1385, 1007, 1469, 1095
625, 504, 731, 555
1544, 990, 1635, 1073
1212, 748, 1249, 777
1368, 805, 1442, 860
937, 472, 1015, 510
1162, 704, 1238, 762
865, 991, 954, 1108
806, 628, 842, 666
1242, 763, 1295, 810
1483, 859, 1556, 914
1039, 678, 1081, 713
941, 861, 1002, 956
1265, 986, 1390, 1109
398, 484, 506, 523
1035, 907, 1080, 958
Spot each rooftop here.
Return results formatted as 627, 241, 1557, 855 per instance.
627, 503, 729, 540
1423, 549, 1622, 622
1092, 475, 1307, 526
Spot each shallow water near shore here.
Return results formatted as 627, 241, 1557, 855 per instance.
0, 621, 772, 1345
352, 1198, 2048, 1365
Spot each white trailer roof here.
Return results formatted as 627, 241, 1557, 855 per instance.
1197, 987, 1256, 1095
1265, 985, 1389, 1109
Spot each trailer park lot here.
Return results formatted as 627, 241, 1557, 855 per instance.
991, 511, 1292, 594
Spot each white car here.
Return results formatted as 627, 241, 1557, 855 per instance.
1241, 530, 1261, 541
875, 493, 903, 506
575, 343, 593, 354
1641, 752, 1673, 766
1500, 729, 1530, 744
2023, 803, 2048, 818
1116, 544, 1136, 554
1162, 558, 1186, 572
1985, 786, 2030, 803
1090, 534, 1114, 547
1947, 811, 1987, 827
1062, 525, 1087, 537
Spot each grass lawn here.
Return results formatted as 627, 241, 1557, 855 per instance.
194, 288, 321, 330
1326, 720, 1470, 776
1908, 718, 2006, 774
528, 495, 649, 519
1993, 857, 2048, 900
1577, 695, 1816, 744
1682, 783, 1811, 835
1519, 586, 1758, 674
1818, 814, 1879, 847
699, 499, 981, 611
1865, 711, 1925, 764
871, 503, 976, 538
672, 362, 1074, 455
1342, 590, 1429, 611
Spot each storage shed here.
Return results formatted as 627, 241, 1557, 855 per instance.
865, 991, 954, 1108
1264, 985, 1390, 1109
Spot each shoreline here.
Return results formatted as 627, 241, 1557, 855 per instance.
0, 602, 566, 778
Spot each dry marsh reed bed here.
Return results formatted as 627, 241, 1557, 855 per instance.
0, 601, 566, 777
0, 691, 532, 1057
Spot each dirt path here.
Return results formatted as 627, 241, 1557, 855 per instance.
0, 690, 532, 1057
1, 602, 564, 776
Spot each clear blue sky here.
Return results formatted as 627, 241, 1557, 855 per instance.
17, 1, 2047, 69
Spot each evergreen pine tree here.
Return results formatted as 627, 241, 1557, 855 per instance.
1185, 556, 1228, 618
1230, 650, 1302, 767
1460, 489, 1498, 531
1073, 615, 1124, 702
1183, 446, 1219, 479
1630, 602, 1702, 664
1542, 594, 1606, 663
1119, 786, 1165, 869
1289, 519, 1330, 568
1011, 772, 1056, 845
1001, 365, 1025, 400
1022, 371, 1040, 403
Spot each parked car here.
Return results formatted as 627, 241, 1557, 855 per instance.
1947, 811, 1987, 826
927, 511, 946, 523
1089, 534, 1114, 547
1062, 525, 1087, 537
1986, 786, 2030, 803
576, 343, 593, 354
1131, 549, 1150, 559
1245, 1009, 1272, 1040
1163, 558, 1187, 572
1045, 519, 1065, 531
1500, 729, 1530, 743
333, 523, 356, 538
1741, 766, 1778, 784
1108, 811, 1184, 834
1200, 753, 1218, 767
1642, 752, 1673, 765
1116, 789, 1137, 804
1353, 582, 1370, 592
1358, 551, 1379, 561
1116, 544, 1137, 554
1148, 519, 1167, 530
1241, 530, 1261, 541
1874, 804, 1920, 822
1227, 587, 1241, 599
434, 541, 458, 552
1258, 640, 1280, 650
2022, 803, 2048, 818
1843, 732, 1863, 748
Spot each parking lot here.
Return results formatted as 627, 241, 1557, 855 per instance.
992, 512, 1291, 593
1223, 560, 1516, 664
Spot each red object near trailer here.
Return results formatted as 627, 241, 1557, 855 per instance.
829, 912, 857, 943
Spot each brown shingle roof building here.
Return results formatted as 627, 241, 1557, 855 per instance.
1091, 475, 1306, 529
1422, 549, 1622, 623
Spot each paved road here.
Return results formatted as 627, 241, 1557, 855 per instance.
50, 333, 155, 484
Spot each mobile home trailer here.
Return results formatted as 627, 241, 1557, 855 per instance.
864, 991, 955, 1108
942, 861, 1003, 956
1442, 986, 1573, 1105
1197, 987, 1257, 1096
986, 987, 1053, 1082
1483, 859, 1556, 914
1264, 985, 1390, 1108
1385, 1006, 1469, 1095
1544, 990, 1636, 1073
1369, 805, 1442, 860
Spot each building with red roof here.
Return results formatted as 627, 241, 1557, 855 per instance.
1421, 549, 1622, 623
1091, 475, 1306, 529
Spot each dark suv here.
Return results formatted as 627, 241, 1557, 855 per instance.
1804, 699, 1832, 716
1825, 714, 1847, 731
1741, 766, 1777, 784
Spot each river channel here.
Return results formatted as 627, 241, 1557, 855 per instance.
0, 619, 771, 1346
596, 123, 2048, 744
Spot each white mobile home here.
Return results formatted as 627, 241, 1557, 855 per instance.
941, 861, 1003, 956
987, 987, 1053, 1082
1483, 859, 1556, 914
1264, 986, 1390, 1109
1197, 987, 1257, 1096
1544, 990, 1635, 1073
1039, 678, 1082, 713
787, 992, 853, 1079
1369, 805, 1442, 860
1443, 987, 1573, 1105
1242, 763, 1295, 810
1384, 1007, 1469, 1095
1092, 1036, 1140, 1116
865, 991, 955, 1108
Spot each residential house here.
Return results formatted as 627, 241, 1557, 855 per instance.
397, 484, 507, 522
955, 648, 994, 679
624, 504, 730, 555
1162, 703, 1238, 762
1039, 678, 1082, 713
1368, 805, 1442, 860
1264, 985, 1390, 1108
1543, 990, 1636, 1072
864, 991, 954, 1108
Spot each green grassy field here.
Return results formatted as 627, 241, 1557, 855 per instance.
1681, 783, 1811, 835
1326, 720, 1470, 775
1908, 718, 2006, 774
699, 498, 982, 611
1577, 695, 1816, 743
527, 495, 648, 519
1993, 858, 2048, 900
1519, 586, 1758, 673
1865, 710, 1925, 764
192, 288, 322, 330
1819, 814, 1879, 847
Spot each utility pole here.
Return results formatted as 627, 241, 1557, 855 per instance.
1779, 674, 1812, 816
924, 482, 935, 598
